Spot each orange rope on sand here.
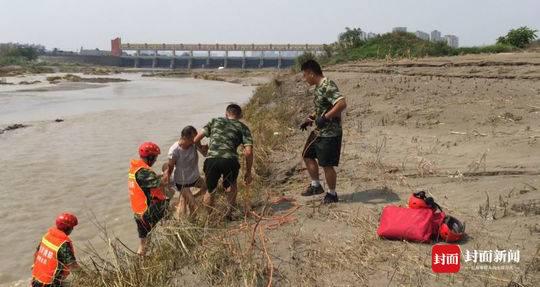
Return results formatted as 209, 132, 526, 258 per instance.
210, 196, 299, 286
250, 196, 300, 229
228, 196, 300, 233
259, 226, 273, 287
255, 196, 299, 286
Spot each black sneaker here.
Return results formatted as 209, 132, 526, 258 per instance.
322, 193, 339, 204
301, 184, 325, 196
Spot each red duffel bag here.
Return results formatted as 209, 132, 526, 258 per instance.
377, 205, 445, 243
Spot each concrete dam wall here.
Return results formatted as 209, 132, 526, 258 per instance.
40, 55, 295, 69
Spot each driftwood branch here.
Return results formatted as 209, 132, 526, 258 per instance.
450, 130, 487, 136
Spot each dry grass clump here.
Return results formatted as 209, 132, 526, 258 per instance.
511, 200, 540, 216
73, 182, 293, 286
243, 78, 308, 177
192, 72, 226, 82
72, 191, 302, 287
72, 219, 203, 287
478, 191, 512, 220
72, 215, 273, 287
46, 74, 129, 84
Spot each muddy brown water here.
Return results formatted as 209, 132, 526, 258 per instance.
0, 73, 255, 285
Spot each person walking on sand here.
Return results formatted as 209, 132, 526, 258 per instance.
193, 104, 254, 219
299, 59, 347, 204
128, 142, 168, 255
31, 213, 80, 287
164, 125, 209, 218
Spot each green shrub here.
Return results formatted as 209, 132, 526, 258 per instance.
324, 28, 522, 63
0, 45, 39, 66
335, 32, 452, 60
497, 26, 538, 48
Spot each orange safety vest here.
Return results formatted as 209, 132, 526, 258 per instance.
32, 227, 74, 285
128, 159, 166, 215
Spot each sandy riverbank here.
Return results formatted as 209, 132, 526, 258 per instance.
245, 52, 540, 286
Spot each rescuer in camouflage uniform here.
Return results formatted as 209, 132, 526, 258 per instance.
194, 104, 254, 218
299, 59, 347, 204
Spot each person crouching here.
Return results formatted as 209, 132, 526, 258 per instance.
31, 213, 80, 287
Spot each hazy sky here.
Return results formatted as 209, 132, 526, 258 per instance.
1, 0, 538, 51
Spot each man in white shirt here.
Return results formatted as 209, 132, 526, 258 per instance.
164, 126, 208, 217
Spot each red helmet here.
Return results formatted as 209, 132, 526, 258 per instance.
439, 216, 465, 243
408, 193, 429, 209
55, 212, 78, 231
408, 191, 431, 209
138, 142, 161, 158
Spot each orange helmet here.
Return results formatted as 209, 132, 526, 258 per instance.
55, 212, 78, 231
138, 142, 161, 158
439, 216, 465, 243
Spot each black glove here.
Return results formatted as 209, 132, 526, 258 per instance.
300, 121, 312, 131
315, 115, 328, 129
300, 116, 314, 131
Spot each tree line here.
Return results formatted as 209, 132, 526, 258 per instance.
297, 26, 538, 66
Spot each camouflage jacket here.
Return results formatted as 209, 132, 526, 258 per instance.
135, 168, 162, 206
202, 117, 253, 159
313, 78, 344, 137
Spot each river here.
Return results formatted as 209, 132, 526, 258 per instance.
0, 73, 255, 285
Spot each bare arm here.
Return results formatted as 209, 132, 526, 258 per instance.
324, 98, 347, 119
243, 145, 254, 184
195, 142, 208, 157
193, 131, 205, 144
166, 158, 175, 179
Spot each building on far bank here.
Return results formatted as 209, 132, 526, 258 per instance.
444, 35, 459, 48
431, 30, 442, 42
392, 27, 407, 33
415, 31, 430, 41
80, 47, 111, 56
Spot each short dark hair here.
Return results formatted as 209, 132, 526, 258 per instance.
181, 125, 197, 138
301, 59, 323, 76
226, 103, 242, 117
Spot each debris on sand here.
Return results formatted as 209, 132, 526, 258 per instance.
141, 71, 191, 78
192, 73, 226, 82
1, 123, 29, 134
46, 76, 62, 83
47, 74, 129, 84
500, 112, 523, 122
5, 123, 28, 131
0, 65, 28, 77
83, 67, 121, 75
54, 118, 64, 123
63, 74, 129, 83
19, 80, 41, 85
0, 65, 54, 77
